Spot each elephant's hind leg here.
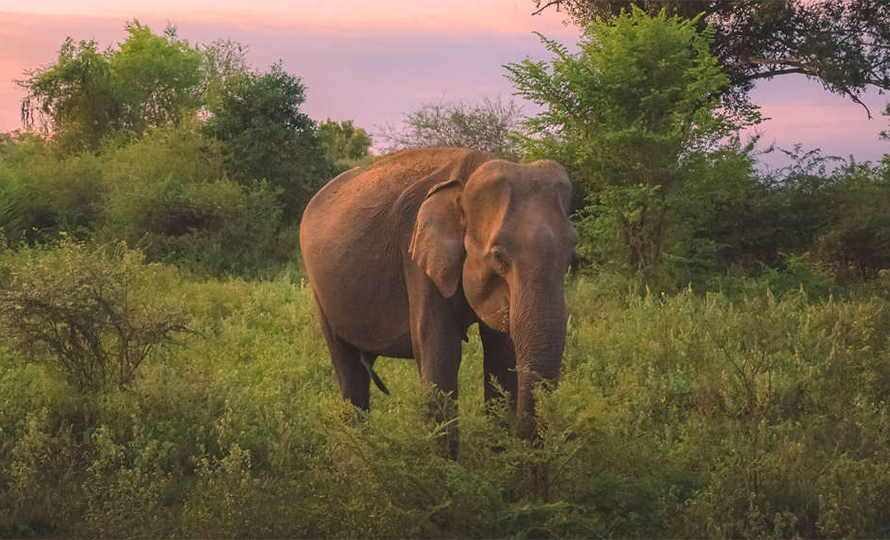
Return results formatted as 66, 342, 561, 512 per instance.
316, 303, 371, 410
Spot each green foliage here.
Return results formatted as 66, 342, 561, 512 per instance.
0, 132, 104, 242
98, 125, 284, 276
530, 0, 890, 109
19, 21, 203, 153
506, 7, 761, 269
18, 37, 119, 154
0, 241, 187, 391
760, 253, 835, 298
203, 62, 335, 222
109, 21, 204, 136
318, 119, 373, 173
816, 161, 890, 278
8, 25, 337, 278
200, 39, 251, 114
0, 124, 289, 277
673, 146, 890, 286
1, 248, 890, 537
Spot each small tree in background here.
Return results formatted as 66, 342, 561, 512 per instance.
19, 38, 122, 154
506, 7, 761, 270
200, 39, 251, 114
379, 97, 523, 159
318, 119, 373, 173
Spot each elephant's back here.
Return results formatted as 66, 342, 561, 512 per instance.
300, 148, 490, 256
299, 148, 491, 356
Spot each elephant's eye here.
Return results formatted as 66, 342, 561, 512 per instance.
489, 247, 510, 275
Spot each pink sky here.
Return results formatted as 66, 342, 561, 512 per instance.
0, 2, 887, 168
0, 0, 572, 34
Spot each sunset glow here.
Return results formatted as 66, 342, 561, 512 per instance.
0, 1, 886, 166
0, 0, 572, 34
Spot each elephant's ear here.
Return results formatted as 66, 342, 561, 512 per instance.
409, 179, 466, 298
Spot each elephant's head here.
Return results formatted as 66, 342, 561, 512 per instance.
410, 159, 575, 430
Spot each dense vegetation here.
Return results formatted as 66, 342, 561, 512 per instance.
1, 10, 890, 538
2, 242, 890, 537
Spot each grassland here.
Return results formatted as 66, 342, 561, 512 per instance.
2, 243, 889, 538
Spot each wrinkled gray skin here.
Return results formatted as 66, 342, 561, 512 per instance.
300, 147, 575, 444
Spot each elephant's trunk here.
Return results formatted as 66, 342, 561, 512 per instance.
509, 271, 567, 439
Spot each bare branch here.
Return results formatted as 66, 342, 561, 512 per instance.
736, 68, 811, 80
834, 84, 874, 119
532, 0, 563, 16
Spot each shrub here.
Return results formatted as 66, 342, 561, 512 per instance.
0, 132, 105, 242
1, 265, 890, 537
0, 240, 187, 390
816, 161, 890, 278
761, 253, 835, 298
98, 125, 285, 276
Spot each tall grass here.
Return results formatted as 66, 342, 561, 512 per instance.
1, 245, 890, 537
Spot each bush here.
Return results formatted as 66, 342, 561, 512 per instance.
816, 161, 890, 278
0, 240, 187, 390
0, 132, 105, 242
98, 125, 285, 277
762, 252, 835, 298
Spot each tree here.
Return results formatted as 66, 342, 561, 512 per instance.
19, 21, 204, 153
506, 7, 760, 269
202, 62, 334, 222
200, 39, 251, 114
379, 97, 523, 159
109, 21, 203, 135
18, 38, 121, 153
19, 24, 333, 226
531, 0, 890, 116
318, 119, 373, 172
816, 161, 890, 278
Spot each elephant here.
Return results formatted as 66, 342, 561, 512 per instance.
300, 147, 575, 444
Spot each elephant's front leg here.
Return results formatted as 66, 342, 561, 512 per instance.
480, 323, 518, 413
406, 267, 464, 458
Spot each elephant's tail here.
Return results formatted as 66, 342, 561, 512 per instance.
361, 355, 390, 395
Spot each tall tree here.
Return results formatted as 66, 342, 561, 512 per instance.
19, 38, 121, 153
532, 0, 890, 116
506, 7, 760, 269
110, 21, 203, 134
18, 21, 204, 152
202, 62, 334, 221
